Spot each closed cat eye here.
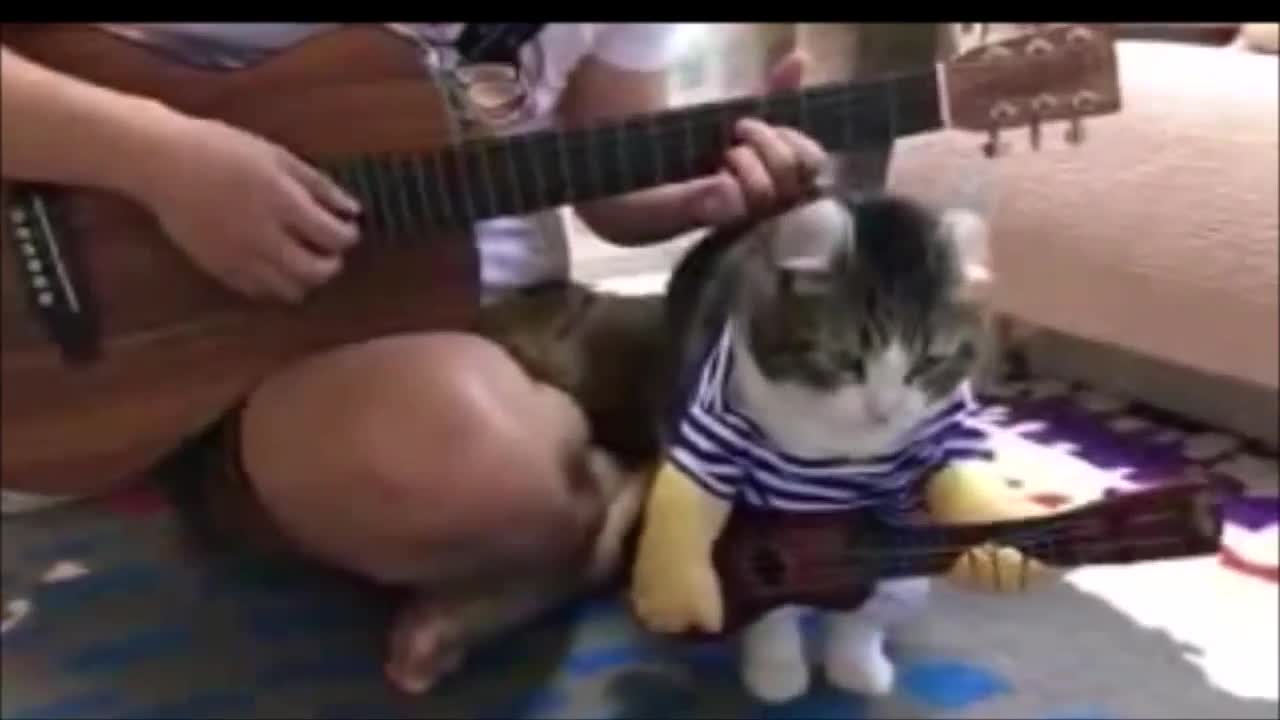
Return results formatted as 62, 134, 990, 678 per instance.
845, 355, 866, 380
907, 354, 947, 381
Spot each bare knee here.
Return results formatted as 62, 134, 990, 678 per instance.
240, 333, 604, 585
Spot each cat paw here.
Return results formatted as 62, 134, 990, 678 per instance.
743, 654, 811, 704
825, 645, 895, 697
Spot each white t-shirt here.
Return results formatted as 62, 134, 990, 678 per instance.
106, 23, 687, 292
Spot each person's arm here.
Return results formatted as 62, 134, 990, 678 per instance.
559, 27, 827, 247
1, 44, 358, 303
1, 45, 188, 197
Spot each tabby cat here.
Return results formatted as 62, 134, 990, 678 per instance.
661, 191, 992, 701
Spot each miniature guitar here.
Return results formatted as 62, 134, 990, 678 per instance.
696, 479, 1225, 638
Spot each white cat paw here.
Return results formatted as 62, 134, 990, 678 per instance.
825, 646, 895, 697
743, 654, 811, 704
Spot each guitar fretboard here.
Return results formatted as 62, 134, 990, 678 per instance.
863, 482, 1222, 579
313, 69, 941, 240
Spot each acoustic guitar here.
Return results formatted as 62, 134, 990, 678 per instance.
692, 478, 1225, 638
0, 24, 1121, 492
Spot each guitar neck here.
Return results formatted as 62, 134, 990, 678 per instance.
869, 482, 1224, 581
314, 69, 942, 234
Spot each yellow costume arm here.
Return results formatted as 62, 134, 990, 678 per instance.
925, 462, 1062, 594
630, 460, 733, 634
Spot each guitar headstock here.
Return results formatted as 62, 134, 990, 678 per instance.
939, 23, 1121, 156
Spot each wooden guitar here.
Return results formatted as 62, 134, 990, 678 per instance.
695, 479, 1225, 638
0, 24, 1121, 492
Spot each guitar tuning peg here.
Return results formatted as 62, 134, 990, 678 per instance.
982, 127, 1006, 158
1028, 117, 1042, 151
1065, 117, 1086, 146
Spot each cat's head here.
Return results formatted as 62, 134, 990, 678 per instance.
729, 192, 990, 450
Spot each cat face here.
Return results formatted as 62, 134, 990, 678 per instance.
732, 194, 988, 454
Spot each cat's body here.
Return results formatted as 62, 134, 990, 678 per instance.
661, 192, 989, 701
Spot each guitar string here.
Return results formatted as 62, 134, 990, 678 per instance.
313, 77, 933, 232
320, 83, 896, 225
325, 87, 910, 231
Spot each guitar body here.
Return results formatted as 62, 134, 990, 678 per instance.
711, 507, 880, 636
1, 25, 479, 493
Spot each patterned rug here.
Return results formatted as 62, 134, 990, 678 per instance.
3, 375, 1277, 720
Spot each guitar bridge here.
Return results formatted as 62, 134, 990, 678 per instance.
7, 188, 99, 364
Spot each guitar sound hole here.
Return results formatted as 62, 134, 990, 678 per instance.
750, 546, 786, 588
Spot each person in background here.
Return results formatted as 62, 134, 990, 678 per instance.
1, 23, 831, 691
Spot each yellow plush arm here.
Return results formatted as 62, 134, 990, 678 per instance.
925, 462, 1062, 594
630, 460, 733, 634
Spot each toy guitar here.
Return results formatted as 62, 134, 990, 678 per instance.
693, 479, 1225, 638
0, 23, 1121, 491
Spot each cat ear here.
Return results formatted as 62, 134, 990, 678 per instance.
762, 197, 854, 273
937, 208, 992, 302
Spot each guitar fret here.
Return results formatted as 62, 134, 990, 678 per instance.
446, 148, 478, 225
461, 146, 489, 220
648, 115, 665, 185
369, 157, 401, 241
484, 142, 515, 218
428, 151, 455, 228
682, 110, 697, 179
409, 154, 438, 230
476, 142, 500, 219
350, 156, 380, 238
616, 120, 631, 194
389, 154, 417, 238
586, 126, 603, 198
884, 80, 898, 143
327, 162, 357, 210
510, 133, 548, 213
842, 84, 856, 151
797, 86, 810, 135
715, 103, 735, 162
556, 130, 575, 201
524, 133, 550, 210
501, 140, 524, 216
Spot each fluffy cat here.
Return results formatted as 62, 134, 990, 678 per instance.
660, 191, 991, 701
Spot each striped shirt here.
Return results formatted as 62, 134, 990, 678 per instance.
667, 324, 993, 522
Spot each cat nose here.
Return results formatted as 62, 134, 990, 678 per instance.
866, 398, 896, 424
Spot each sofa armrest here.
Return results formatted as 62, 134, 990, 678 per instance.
889, 40, 1279, 390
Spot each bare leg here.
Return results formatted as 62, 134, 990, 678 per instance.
240, 332, 610, 587
235, 332, 650, 690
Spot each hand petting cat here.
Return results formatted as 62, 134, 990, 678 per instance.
687, 51, 831, 227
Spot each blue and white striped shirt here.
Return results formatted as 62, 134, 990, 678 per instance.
667, 324, 993, 522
